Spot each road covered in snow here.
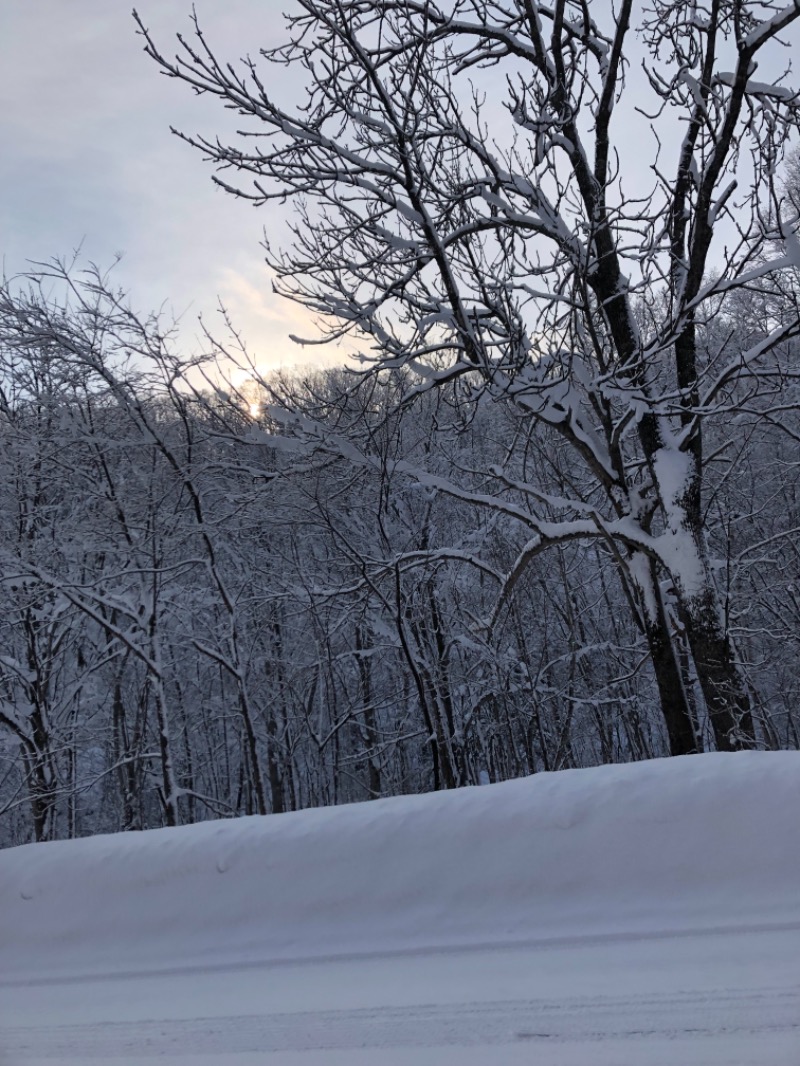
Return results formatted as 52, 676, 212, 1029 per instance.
2, 753, 799, 1064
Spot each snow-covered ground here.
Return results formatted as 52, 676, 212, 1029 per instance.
1, 752, 799, 1064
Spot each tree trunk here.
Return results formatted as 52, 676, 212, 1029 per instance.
681, 584, 756, 751
628, 554, 699, 756
644, 613, 699, 756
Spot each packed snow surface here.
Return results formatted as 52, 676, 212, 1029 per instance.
1, 752, 799, 1063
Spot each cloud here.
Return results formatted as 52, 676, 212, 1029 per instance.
0, 0, 329, 368
214, 265, 351, 372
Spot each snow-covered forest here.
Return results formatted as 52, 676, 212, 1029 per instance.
1, 262, 798, 846
3, 0, 800, 846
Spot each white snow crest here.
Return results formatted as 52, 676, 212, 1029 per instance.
2, 753, 799, 982
653, 447, 705, 598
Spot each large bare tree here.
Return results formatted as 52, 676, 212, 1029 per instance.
134, 1, 800, 754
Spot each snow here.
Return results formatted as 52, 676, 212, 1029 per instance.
715, 71, 797, 99
2, 752, 799, 1063
744, 4, 800, 50
781, 213, 800, 270
653, 446, 706, 598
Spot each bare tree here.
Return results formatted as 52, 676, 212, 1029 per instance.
135, 0, 800, 754
2, 258, 798, 846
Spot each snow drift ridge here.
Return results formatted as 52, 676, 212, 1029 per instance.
2, 752, 799, 980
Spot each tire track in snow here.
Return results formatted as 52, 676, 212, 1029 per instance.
4, 987, 799, 1058
6, 918, 800, 989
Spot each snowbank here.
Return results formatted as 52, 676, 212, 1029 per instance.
2, 752, 798, 980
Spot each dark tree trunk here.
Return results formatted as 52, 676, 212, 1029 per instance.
644, 612, 699, 756
681, 586, 756, 751
629, 556, 699, 756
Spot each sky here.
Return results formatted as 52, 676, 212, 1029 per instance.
2, 3, 799, 377
0, 0, 321, 373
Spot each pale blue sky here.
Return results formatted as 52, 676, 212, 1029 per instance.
2, 3, 798, 373
0, 0, 317, 370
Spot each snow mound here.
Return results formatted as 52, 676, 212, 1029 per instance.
2, 752, 798, 980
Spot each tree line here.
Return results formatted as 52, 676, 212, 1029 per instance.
4, 0, 800, 843
0, 265, 797, 845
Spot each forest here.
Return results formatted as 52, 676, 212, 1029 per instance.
2, 0, 800, 845
0, 263, 798, 846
